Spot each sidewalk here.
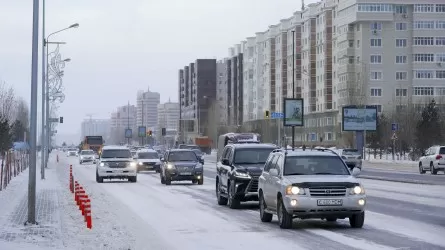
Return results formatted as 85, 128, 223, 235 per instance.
0, 155, 91, 249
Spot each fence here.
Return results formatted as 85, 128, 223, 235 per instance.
0, 150, 29, 191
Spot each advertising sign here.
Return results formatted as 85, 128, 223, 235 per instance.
138, 126, 146, 137
125, 128, 132, 138
283, 98, 304, 127
342, 106, 378, 131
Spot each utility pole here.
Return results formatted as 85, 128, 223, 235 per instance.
27, 0, 40, 225
291, 30, 296, 151
141, 99, 144, 146
40, 0, 46, 180
127, 101, 130, 145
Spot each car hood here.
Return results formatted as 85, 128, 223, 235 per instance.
282, 175, 359, 185
234, 164, 265, 176
171, 161, 199, 167
80, 155, 94, 158
101, 158, 132, 162
138, 159, 160, 163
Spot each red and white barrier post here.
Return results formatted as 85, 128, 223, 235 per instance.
84, 198, 92, 229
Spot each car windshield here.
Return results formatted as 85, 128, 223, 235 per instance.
192, 149, 203, 156
343, 149, 359, 155
101, 149, 131, 159
138, 152, 159, 159
233, 148, 275, 164
168, 151, 198, 162
81, 150, 94, 155
284, 156, 350, 176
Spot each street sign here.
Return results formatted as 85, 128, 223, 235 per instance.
391, 123, 398, 131
49, 118, 59, 123
391, 133, 398, 140
271, 112, 284, 119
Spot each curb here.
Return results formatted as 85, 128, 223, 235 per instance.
358, 175, 439, 185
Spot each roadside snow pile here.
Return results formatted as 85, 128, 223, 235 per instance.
368, 154, 417, 165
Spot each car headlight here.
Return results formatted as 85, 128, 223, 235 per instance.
233, 171, 250, 178
285, 185, 305, 195
138, 162, 143, 166
350, 185, 365, 195
99, 162, 106, 167
167, 164, 175, 169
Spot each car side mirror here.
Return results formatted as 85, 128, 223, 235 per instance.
222, 159, 230, 166
160, 157, 165, 162
351, 167, 361, 177
269, 169, 279, 177
199, 158, 204, 164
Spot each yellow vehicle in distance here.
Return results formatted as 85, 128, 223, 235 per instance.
82, 136, 104, 154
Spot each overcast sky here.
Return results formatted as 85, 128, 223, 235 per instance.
0, 0, 315, 144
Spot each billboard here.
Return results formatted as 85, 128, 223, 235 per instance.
138, 126, 146, 137
342, 106, 377, 131
283, 98, 304, 127
125, 128, 132, 138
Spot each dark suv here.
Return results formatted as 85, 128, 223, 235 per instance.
160, 149, 204, 185
215, 143, 278, 208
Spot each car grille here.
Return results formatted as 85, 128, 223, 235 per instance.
107, 162, 129, 168
177, 166, 194, 172
144, 162, 156, 166
247, 177, 259, 192
309, 186, 347, 197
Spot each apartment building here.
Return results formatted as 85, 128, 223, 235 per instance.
80, 119, 111, 141
109, 104, 137, 144
157, 101, 180, 143
216, 59, 228, 125
226, 45, 244, 126
178, 59, 217, 141
136, 89, 160, 131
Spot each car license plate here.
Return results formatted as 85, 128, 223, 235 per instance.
180, 172, 191, 176
317, 199, 343, 206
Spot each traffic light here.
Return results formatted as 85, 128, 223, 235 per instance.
161, 128, 166, 136
59, 117, 64, 123
265, 110, 270, 119
148, 130, 152, 136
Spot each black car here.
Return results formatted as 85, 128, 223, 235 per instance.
160, 149, 204, 185
215, 143, 278, 209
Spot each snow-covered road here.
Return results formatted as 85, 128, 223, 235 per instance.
65, 155, 445, 250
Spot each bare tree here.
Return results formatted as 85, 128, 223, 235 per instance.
0, 82, 15, 122
14, 98, 29, 128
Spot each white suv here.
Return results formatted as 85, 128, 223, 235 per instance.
135, 149, 162, 173
96, 146, 137, 183
258, 148, 366, 229
418, 145, 445, 175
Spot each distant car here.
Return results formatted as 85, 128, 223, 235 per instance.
418, 145, 445, 174
66, 149, 78, 157
79, 150, 96, 164
135, 149, 161, 173
95, 146, 137, 183
160, 149, 204, 185
340, 149, 362, 169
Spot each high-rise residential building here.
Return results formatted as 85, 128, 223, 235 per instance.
178, 59, 217, 141
226, 45, 244, 126
80, 119, 111, 142
136, 89, 160, 132
109, 104, 137, 144
157, 101, 180, 144
216, 59, 228, 125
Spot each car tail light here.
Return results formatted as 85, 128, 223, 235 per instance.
436, 155, 442, 160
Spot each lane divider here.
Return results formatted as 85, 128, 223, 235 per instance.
70, 165, 93, 229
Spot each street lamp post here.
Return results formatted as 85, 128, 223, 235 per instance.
291, 30, 296, 151
44, 23, 79, 169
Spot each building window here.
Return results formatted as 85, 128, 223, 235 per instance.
370, 71, 383, 80
396, 88, 408, 97
414, 21, 435, 30
370, 55, 382, 64
370, 38, 382, 47
395, 22, 407, 31
413, 87, 434, 96
414, 70, 434, 79
396, 55, 407, 64
396, 71, 408, 80
413, 37, 434, 46
370, 88, 382, 96
414, 53, 435, 62
436, 54, 445, 62
437, 21, 445, 29
414, 4, 434, 12
396, 39, 407, 47
375, 105, 382, 112
437, 71, 445, 79
358, 4, 393, 12
356, 40, 360, 48
370, 22, 382, 31
395, 5, 407, 13
437, 4, 445, 12
436, 37, 445, 45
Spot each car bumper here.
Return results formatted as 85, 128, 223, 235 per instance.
233, 177, 260, 201
166, 169, 203, 181
97, 167, 137, 178
81, 158, 95, 162
283, 195, 366, 218
137, 164, 160, 171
